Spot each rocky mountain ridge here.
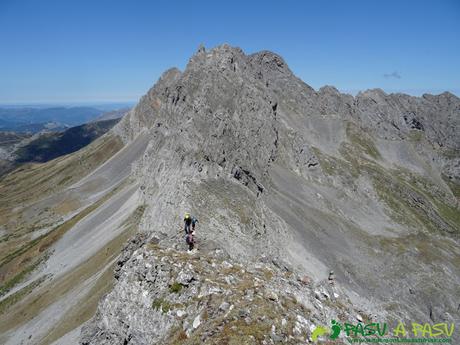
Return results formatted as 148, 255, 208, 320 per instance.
81, 44, 459, 343
81, 235, 367, 344
0, 44, 458, 345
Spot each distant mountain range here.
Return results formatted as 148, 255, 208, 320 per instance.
14, 118, 121, 163
0, 107, 129, 176
0, 105, 131, 133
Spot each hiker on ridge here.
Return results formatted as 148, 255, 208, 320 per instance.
184, 212, 192, 234
184, 212, 198, 251
184, 213, 199, 234
191, 215, 198, 232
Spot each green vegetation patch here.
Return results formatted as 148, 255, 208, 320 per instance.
434, 201, 460, 230
407, 130, 424, 142
311, 147, 359, 178
0, 257, 45, 297
152, 298, 172, 313
169, 282, 183, 294
371, 169, 431, 230
0, 276, 46, 315
346, 122, 381, 160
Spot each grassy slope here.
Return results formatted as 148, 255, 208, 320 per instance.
0, 132, 124, 313
0, 201, 145, 344
315, 123, 459, 235
0, 180, 127, 296
311, 124, 460, 321
0, 132, 123, 209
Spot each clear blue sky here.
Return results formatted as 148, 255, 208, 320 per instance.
0, 0, 459, 103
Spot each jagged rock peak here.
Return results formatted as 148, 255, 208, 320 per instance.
116, 43, 459, 151
197, 43, 205, 53
422, 91, 460, 106
159, 67, 182, 83
248, 50, 289, 72
187, 43, 245, 69
185, 44, 292, 77
318, 85, 341, 95
356, 88, 387, 99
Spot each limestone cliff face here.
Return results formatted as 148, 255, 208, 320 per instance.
83, 45, 459, 344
